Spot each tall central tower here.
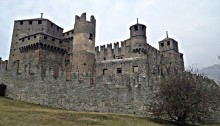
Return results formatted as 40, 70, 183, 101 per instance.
72, 13, 96, 82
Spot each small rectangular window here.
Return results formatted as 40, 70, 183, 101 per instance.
103, 69, 107, 75
117, 68, 122, 74
52, 38, 55, 41
29, 21, 32, 25
67, 32, 69, 35
167, 41, 170, 45
161, 43, 164, 47
51, 23, 53, 27
89, 33, 93, 40
28, 37, 30, 40
161, 69, 163, 76
133, 66, 138, 72
34, 36, 36, 38
134, 25, 138, 31
44, 36, 47, 39
20, 21, 23, 25
38, 20, 42, 24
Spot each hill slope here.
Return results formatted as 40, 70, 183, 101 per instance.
199, 64, 220, 85
0, 97, 173, 126
0, 97, 219, 126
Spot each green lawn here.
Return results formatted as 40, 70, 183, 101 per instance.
0, 97, 219, 126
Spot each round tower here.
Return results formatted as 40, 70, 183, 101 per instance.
129, 20, 147, 47
72, 13, 96, 81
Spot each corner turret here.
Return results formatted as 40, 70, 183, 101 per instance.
159, 32, 184, 74
159, 31, 178, 52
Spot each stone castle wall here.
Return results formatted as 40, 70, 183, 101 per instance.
0, 61, 157, 115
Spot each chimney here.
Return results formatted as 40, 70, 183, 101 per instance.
41, 13, 43, 18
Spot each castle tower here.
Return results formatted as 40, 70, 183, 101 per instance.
8, 15, 67, 75
129, 20, 147, 48
159, 32, 184, 75
72, 13, 96, 81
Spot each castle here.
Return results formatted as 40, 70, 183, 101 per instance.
0, 13, 184, 115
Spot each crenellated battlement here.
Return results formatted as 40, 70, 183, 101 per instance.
96, 41, 126, 52
95, 38, 164, 62
107, 43, 112, 49
95, 40, 128, 61
75, 13, 96, 25
73, 13, 96, 37
114, 42, 119, 48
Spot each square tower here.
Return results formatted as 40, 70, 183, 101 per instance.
159, 32, 184, 75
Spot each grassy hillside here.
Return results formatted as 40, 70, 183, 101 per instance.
0, 97, 219, 126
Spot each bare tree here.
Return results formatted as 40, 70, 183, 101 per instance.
149, 69, 220, 125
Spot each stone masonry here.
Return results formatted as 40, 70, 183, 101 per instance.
0, 13, 184, 115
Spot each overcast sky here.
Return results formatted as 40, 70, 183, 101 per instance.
0, 0, 219, 69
